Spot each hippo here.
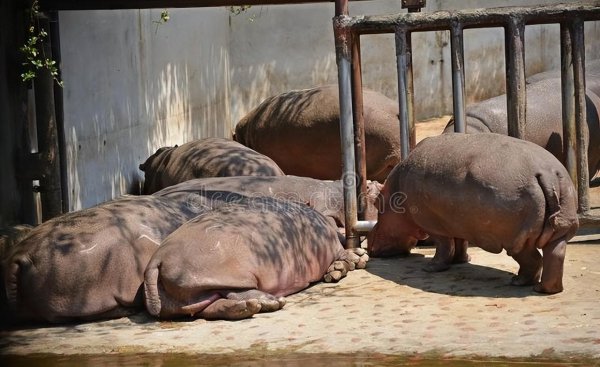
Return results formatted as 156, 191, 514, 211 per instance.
234, 85, 401, 182
153, 175, 383, 227
368, 133, 579, 294
139, 137, 285, 194
444, 62, 600, 180
144, 196, 369, 320
1, 195, 204, 324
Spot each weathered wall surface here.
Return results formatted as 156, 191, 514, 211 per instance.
56, 1, 600, 211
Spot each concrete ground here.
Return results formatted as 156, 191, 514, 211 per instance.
1, 118, 600, 364
1, 244, 599, 362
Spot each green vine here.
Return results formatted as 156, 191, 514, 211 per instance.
153, 9, 170, 34
20, 0, 63, 87
229, 6, 252, 16
229, 5, 255, 22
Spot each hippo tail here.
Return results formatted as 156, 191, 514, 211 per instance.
143, 259, 162, 317
535, 172, 579, 248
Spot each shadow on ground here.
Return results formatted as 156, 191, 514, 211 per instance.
366, 254, 538, 299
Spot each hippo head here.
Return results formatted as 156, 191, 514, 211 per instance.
366, 170, 428, 257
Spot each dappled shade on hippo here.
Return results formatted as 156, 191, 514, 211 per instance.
2, 196, 199, 324
153, 175, 383, 227
234, 85, 401, 182
144, 196, 368, 320
368, 133, 579, 294
139, 137, 285, 194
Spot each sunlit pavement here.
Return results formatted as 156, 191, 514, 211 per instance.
1, 242, 599, 360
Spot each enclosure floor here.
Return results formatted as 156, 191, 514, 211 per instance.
1, 118, 599, 362
1, 244, 599, 360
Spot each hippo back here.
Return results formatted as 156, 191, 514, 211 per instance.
234, 85, 400, 182
140, 137, 285, 194
444, 74, 600, 179
1, 195, 197, 323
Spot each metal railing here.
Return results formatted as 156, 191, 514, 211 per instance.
333, 1, 600, 248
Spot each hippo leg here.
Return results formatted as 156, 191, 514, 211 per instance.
510, 246, 543, 287
534, 237, 567, 294
423, 236, 467, 272
196, 298, 261, 320
324, 248, 370, 283
225, 289, 286, 313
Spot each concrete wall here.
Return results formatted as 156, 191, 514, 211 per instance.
57, 1, 600, 211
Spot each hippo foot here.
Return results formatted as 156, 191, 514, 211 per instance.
198, 298, 261, 320
510, 274, 539, 287
422, 260, 451, 273
323, 248, 369, 283
452, 253, 471, 264
226, 289, 286, 313
533, 282, 563, 294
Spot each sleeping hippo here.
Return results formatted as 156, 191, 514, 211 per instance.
444, 63, 600, 180
234, 85, 401, 182
153, 175, 383, 227
368, 133, 579, 294
139, 137, 285, 194
144, 196, 369, 320
1, 195, 205, 324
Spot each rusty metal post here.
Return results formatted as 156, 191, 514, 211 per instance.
406, 31, 416, 150
395, 26, 411, 161
450, 21, 466, 133
34, 15, 63, 221
571, 19, 590, 213
560, 22, 577, 192
351, 34, 368, 221
334, 0, 360, 248
505, 17, 526, 139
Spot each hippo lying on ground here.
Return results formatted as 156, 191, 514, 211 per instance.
368, 133, 579, 294
234, 85, 401, 182
2, 196, 202, 324
444, 63, 600, 180
144, 196, 368, 320
153, 175, 383, 227
139, 137, 285, 194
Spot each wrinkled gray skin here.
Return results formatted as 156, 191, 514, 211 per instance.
144, 196, 368, 320
139, 137, 285, 194
444, 61, 600, 180
368, 133, 579, 294
153, 175, 383, 227
1, 196, 204, 324
234, 85, 400, 182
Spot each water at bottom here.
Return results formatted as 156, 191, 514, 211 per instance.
1, 353, 597, 367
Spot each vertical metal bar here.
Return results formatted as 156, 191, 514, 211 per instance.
335, 0, 348, 16
571, 19, 590, 213
48, 10, 69, 213
34, 15, 63, 221
334, 14, 360, 249
560, 22, 578, 192
406, 31, 416, 150
395, 26, 411, 161
351, 34, 368, 220
450, 21, 466, 133
505, 17, 526, 139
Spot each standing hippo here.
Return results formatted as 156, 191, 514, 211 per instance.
1, 196, 203, 324
444, 63, 600, 180
153, 175, 383, 226
144, 196, 369, 320
139, 137, 285, 194
234, 85, 400, 182
368, 133, 579, 294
